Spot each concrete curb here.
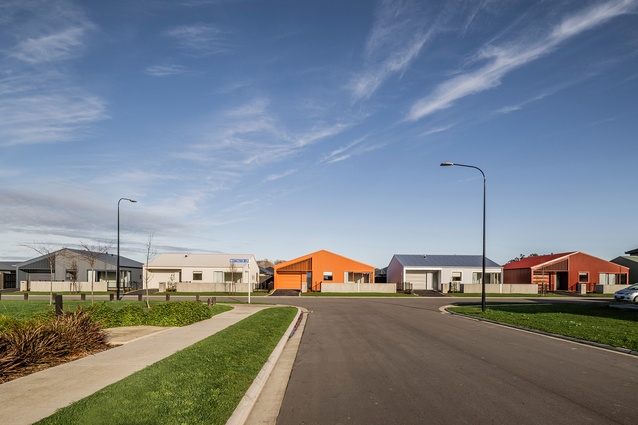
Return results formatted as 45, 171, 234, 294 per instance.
226, 307, 305, 425
441, 304, 638, 357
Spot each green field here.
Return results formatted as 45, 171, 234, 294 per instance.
449, 302, 638, 351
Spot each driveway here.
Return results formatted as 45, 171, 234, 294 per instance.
259, 297, 636, 425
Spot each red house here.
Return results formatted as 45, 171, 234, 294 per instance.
503, 252, 628, 292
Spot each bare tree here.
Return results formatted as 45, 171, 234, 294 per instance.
143, 233, 156, 308
22, 243, 61, 305
79, 241, 112, 305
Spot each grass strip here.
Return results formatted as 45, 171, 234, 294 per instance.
36, 306, 298, 425
449, 303, 638, 351
301, 292, 414, 297
151, 292, 270, 296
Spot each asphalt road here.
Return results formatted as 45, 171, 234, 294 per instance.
260, 297, 637, 425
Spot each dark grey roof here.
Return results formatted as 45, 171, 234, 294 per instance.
625, 248, 638, 256
0, 261, 19, 271
393, 254, 501, 268
16, 248, 143, 269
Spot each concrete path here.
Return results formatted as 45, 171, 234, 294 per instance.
0, 304, 276, 425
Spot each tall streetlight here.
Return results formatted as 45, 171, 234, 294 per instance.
440, 162, 486, 312
117, 197, 137, 300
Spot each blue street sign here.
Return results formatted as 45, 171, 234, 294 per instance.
230, 258, 249, 263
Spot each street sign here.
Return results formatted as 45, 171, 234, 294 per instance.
230, 258, 249, 263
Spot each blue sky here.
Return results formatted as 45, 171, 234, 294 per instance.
1, 0, 637, 268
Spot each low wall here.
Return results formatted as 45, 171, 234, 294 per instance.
165, 282, 251, 293
321, 283, 396, 293
595, 284, 630, 294
460, 283, 538, 294
25, 281, 108, 292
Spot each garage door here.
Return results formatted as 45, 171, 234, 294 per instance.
406, 270, 432, 290
275, 273, 304, 290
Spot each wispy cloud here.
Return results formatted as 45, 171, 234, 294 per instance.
0, 75, 108, 146
320, 136, 384, 164
145, 64, 190, 77
10, 26, 90, 64
0, 1, 106, 146
349, 0, 436, 101
166, 23, 227, 56
420, 124, 454, 137
263, 169, 297, 183
408, 0, 637, 121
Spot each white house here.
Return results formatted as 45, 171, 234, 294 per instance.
386, 254, 503, 293
144, 253, 260, 293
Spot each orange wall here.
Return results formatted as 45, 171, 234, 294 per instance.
274, 250, 375, 291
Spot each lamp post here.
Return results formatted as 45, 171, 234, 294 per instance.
117, 197, 137, 300
440, 162, 486, 312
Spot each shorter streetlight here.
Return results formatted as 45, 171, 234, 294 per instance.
440, 162, 487, 312
117, 198, 137, 300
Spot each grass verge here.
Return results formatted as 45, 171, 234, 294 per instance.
36, 306, 297, 425
449, 303, 638, 351
301, 292, 414, 297
151, 291, 270, 296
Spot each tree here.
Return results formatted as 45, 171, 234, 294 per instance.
143, 233, 156, 308
22, 243, 61, 305
508, 253, 540, 263
79, 241, 112, 305
257, 259, 274, 268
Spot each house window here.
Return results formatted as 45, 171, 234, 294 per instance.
579, 272, 589, 283
193, 271, 203, 281
473, 272, 502, 284
324, 272, 333, 281
213, 271, 224, 283
451, 272, 462, 282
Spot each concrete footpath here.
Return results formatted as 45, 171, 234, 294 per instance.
0, 304, 304, 425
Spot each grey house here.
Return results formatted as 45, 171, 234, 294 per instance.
386, 254, 502, 292
0, 261, 19, 290
611, 248, 638, 284
16, 248, 143, 292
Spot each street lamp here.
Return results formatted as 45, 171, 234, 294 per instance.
440, 162, 487, 312
117, 197, 137, 300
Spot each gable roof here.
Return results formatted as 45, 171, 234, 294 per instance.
275, 249, 374, 271
625, 248, 638, 256
16, 248, 142, 269
146, 253, 254, 268
392, 254, 501, 268
503, 252, 575, 270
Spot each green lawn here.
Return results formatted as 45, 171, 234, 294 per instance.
449, 303, 638, 351
446, 293, 614, 298
35, 307, 298, 425
0, 300, 160, 320
302, 292, 415, 297
151, 291, 270, 296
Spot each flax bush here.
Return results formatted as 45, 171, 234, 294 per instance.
0, 310, 108, 382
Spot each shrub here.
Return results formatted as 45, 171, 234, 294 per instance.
146, 301, 213, 327
85, 301, 216, 328
0, 310, 108, 382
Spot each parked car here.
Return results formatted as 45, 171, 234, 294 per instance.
613, 283, 638, 302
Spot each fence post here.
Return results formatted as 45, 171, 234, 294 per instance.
196, 294, 200, 302
81, 293, 86, 301
138, 294, 143, 302
55, 294, 63, 316
212, 296, 216, 306
109, 293, 114, 301
166, 294, 170, 301
24, 292, 29, 300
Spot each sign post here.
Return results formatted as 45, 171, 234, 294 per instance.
230, 258, 250, 304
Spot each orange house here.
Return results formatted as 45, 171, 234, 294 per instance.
274, 250, 375, 292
